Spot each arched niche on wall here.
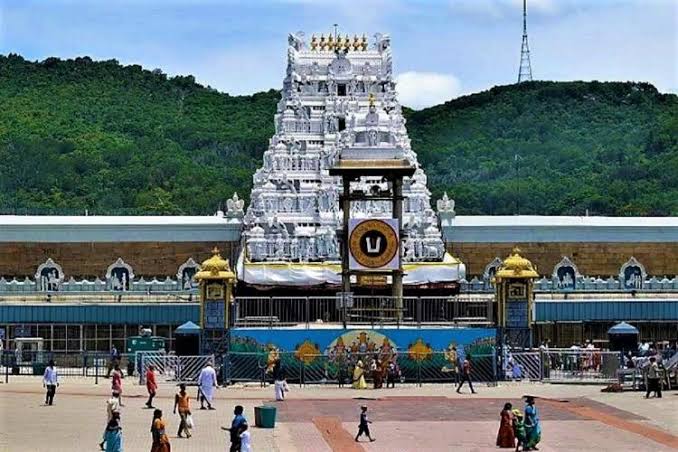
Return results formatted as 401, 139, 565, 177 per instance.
483, 257, 503, 285
176, 258, 200, 290
106, 258, 135, 291
619, 256, 647, 290
35, 258, 64, 291
552, 256, 580, 290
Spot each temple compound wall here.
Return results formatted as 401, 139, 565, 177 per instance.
450, 242, 678, 279
441, 215, 678, 285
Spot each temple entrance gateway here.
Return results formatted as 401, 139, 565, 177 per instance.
236, 31, 465, 295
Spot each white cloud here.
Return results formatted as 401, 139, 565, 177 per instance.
395, 71, 462, 109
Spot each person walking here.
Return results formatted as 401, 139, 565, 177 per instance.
111, 363, 125, 406
512, 409, 526, 452
456, 356, 476, 394
645, 356, 662, 398
103, 412, 123, 452
273, 359, 286, 401
100, 392, 121, 450
496, 402, 516, 448
523, 396, 542, 451
221, 405, 247, 452
146, 365, 158, 409
173, 383, 192, 438
197, 362, 217, 410
42, 359, 59, 405
354, 405, 375, 442
150, 409, 171, 452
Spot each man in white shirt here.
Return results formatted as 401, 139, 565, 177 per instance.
42, 360, 58, 405
198, 362, 217, 410
645, 357, 662, 399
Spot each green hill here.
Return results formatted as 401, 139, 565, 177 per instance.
1, 54, 676, 215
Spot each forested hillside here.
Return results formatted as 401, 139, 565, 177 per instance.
1, 55, 676, 215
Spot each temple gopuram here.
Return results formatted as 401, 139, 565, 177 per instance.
238, 32, 462, 294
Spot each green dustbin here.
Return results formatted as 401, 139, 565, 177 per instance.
254, 405, 277, 428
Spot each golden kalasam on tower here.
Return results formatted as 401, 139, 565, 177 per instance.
195, 247, 235, 281
494, 247, 539, 281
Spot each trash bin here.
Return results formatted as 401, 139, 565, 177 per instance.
254, 405, 277, 428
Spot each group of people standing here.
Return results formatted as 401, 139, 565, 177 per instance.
497, 396, 541, 451
350, 358, 400, 390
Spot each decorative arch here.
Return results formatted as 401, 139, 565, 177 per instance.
34, 258, 64, 291
483, 257, 503, 281
105, 258, 135, 291
176, 257, 200, 289
552, 256, 580, 289
619, 256, 647, 290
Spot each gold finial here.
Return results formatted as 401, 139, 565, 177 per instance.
327, 33, 335, 51
360, 34, 368, 51
352, 34, 360, 51
343, 34, 350, 51
319, 34, 327, 51
211, 246, 221, 255
368, 93, 376, 107
310, 34, 318, 51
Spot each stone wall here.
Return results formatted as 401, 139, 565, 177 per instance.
447, 242, 678, 278
0, 242, 238, 279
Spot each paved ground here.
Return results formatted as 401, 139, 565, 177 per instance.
0, 377, 676, 451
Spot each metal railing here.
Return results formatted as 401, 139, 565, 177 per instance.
224, 350, 497, 386
503, 349, 622, 383
0, 291, 197, 303
234, 296, 494, 328
0, 350, 138, 383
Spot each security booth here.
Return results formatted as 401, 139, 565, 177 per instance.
495, 248, 539, 354
174, 321, 201, 356
195, 248, 236, 382
126, 332, 165, 376
608, 322, 639, 355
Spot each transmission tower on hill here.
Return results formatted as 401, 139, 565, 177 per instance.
517, 0, 533, 83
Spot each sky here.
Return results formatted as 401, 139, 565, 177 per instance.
0, 0, 675, 109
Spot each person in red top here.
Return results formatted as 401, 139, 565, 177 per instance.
456, 355, 477, 394
146, 364, 158, 409
111, 364, 124, 406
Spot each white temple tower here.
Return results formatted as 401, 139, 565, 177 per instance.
238, 32, 464, 287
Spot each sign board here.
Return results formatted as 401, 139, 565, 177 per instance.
506, 301, 529, 328
204, 300, 226, 329
348, 219, 399, 271
357, 274, 388, 286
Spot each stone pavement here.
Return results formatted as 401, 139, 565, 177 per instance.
0, 377, 676, 451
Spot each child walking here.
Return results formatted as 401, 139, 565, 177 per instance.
512, 409, 526, 452
355, 405, 376, 443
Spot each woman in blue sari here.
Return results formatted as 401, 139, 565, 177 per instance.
523, 396, 541, 451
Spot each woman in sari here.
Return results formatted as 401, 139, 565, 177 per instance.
496, 402, 515, 448
352, 360, 367, 389
150, 409, 171, 452
523, 396, 541, 451
103, 412, 123, 452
